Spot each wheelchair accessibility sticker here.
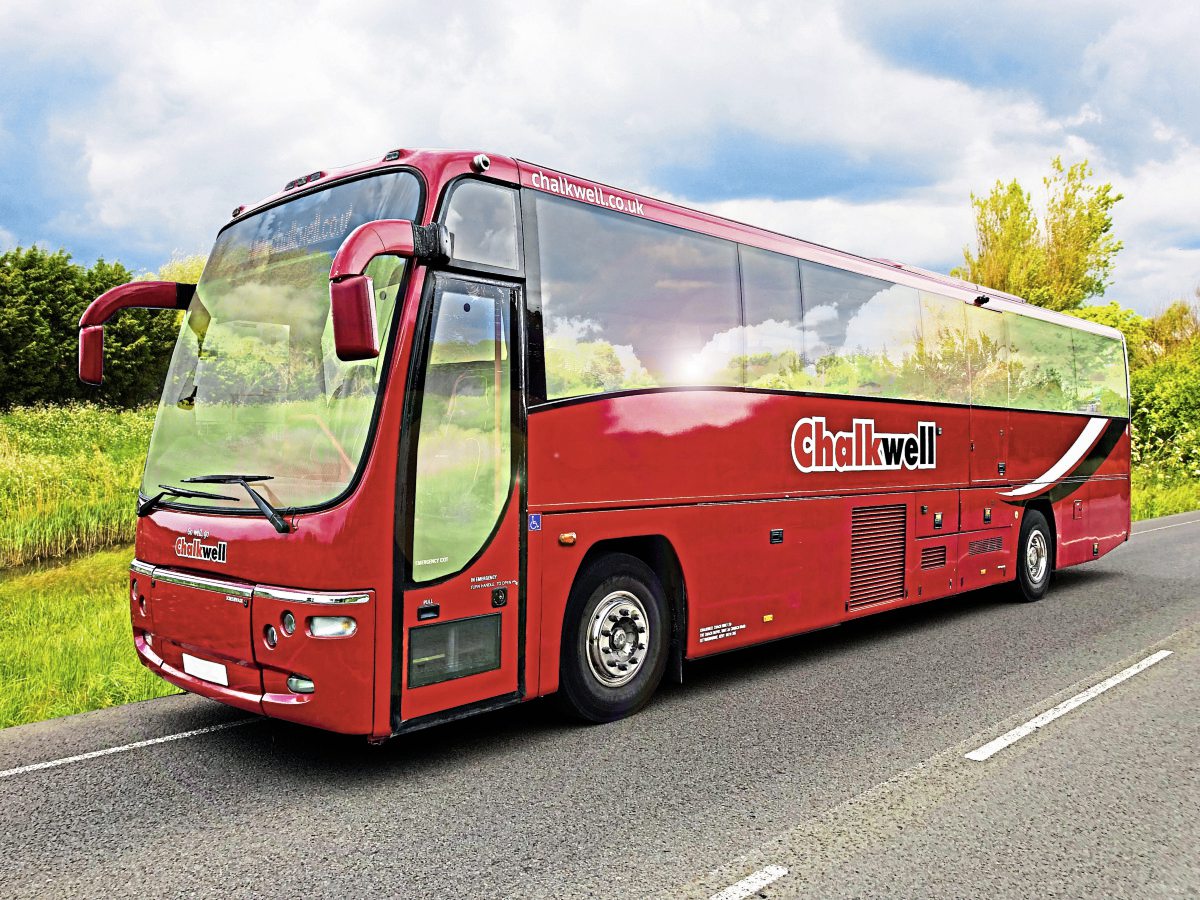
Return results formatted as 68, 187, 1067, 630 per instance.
528, 514, 542, 531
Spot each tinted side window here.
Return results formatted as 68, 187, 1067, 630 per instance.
534, 194, 740, 399
916, 292, 969, 404
741, 246, 804, 390
445, 181, 520, 270
964, 304, 1008, 407
1007, 312, 1077, 412
1071, 330, 1127, 415
800, 262, 922, 399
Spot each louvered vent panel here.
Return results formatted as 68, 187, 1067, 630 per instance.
920, 545, 947, 569
968, 536, 1003, 556
849, 504, 907, 610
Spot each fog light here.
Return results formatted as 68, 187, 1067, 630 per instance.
281, 611, 296, 635
264, 624, 278, 648
309, 616, 356, 637
286, 674, 315, 694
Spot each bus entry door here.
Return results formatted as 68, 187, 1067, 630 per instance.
397, 275, 523, 725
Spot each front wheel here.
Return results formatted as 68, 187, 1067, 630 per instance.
1015, 508, 1053, 602
558, 553, 670, 723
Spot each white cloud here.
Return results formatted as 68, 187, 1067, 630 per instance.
0, 1, 1196, 312
0, 226, 15, 251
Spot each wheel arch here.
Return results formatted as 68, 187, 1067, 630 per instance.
570, 535, 688, 684
1024, 498, 1058, 569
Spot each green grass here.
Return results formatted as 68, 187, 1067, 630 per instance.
0, 404, 155, 568
1131, 464, 1200, 521
0, 544, 177, 729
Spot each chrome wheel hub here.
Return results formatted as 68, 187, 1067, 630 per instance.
1026, 530, 1048, 583
585, 590, 649, 688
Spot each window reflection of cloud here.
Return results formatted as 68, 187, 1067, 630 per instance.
840, 285, 920, 358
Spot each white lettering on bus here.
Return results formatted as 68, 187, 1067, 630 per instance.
791, 417, 937, 473
529, 170, 646, 215
174, 536, 228, 564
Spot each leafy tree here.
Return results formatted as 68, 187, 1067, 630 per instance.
1145, 297, 1200, 359
952, 157, 1123, 311
0, 246, 184, 409
140, 252, 207, 285
1131, 338, 1200, 476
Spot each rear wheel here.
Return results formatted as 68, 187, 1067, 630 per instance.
1015, 508, 1053, 602
558, 553, 670, 723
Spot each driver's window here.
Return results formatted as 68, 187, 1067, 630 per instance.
411, 279, 513, 583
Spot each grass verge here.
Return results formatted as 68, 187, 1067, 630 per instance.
0, 545, 177, 729
1131, 465, 1200, 521
0, 404, 155, 568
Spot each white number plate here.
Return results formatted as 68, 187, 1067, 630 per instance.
181, 653, 229, 686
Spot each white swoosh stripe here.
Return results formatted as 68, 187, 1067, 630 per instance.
999, 417, 1109, 499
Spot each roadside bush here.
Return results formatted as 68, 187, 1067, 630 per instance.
0, 247, 179, 409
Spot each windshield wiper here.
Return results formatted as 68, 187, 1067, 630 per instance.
181, 474, 289, 534
139, 484, 239, 517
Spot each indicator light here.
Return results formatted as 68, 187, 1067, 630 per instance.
309, 616, 356, 638
559, 532, 577, 546
383, 148, 403, 161
281, 611, 296, 635
472, 154, 491, 173
264, 624, 278, 648
231, 205, 245, 218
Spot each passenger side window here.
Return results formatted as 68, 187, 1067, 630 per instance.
741, 246, 806, 390
914, 292, 969, 404
1006, 312, 1077, 412
800, 261, 922, 399
965, 304, 1009, 407
445, 181, 520, 270
534, 194, 741, 399
1071, 330, 1127, 415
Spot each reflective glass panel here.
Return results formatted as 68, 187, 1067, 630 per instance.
534, 194, 741, 399
411, 279, 512, 583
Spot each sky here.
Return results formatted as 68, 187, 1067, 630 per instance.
1, 1, 1197, 314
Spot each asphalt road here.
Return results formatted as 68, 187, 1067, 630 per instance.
1, 512, 1198, 899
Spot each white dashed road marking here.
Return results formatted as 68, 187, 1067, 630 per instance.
965, 650, 1173, 761
709, 865, 789, 900
0, 719, 255, 780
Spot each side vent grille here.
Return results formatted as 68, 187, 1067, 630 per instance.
968, 536, 1003, 556
920, 545, 947, 569
849, 504, 907, 610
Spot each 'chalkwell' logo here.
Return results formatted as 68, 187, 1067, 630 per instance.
791, 417, 937, 473
175, 536, 228, 564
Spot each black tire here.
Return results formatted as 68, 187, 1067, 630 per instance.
557, 553, 670, 723
1015, 508, 1053, 602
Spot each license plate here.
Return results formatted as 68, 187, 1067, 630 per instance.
181, 653, 229, 686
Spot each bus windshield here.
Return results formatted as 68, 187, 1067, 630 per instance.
141, 171, 422, 512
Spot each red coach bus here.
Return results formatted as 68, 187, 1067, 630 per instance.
79, 149, 1130, 739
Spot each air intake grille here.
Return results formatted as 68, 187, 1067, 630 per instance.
920, 545, 947, 569
849, 504, 907, 610
968, 536, 1003, 555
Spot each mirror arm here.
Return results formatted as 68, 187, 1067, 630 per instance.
329, 220, 452, 281
79, 281, 194, 328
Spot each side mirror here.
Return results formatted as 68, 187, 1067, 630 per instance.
328, 220, 451, 362
330, 276, 380, 362
78, 281, 194, 384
